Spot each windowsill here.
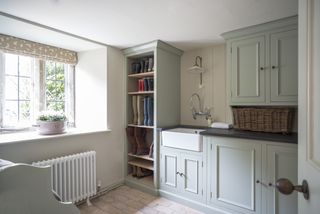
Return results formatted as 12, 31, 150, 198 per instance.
0, 128, 111, 145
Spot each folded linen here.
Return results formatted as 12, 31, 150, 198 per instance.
211, 122, 233, 129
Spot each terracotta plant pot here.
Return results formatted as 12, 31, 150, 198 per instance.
37, 121, 67, 135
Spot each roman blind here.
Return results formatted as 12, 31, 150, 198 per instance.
0, 34, 78, 65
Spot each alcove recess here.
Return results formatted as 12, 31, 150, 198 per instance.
123, 40, 183, 194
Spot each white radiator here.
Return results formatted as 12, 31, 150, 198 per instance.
32, 151, 97, 203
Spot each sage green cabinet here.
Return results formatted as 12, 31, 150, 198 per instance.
223, 16, 298, 106
231, 36, 266, 103
160, 147, 205, 202
206, 136, 297, 214
266, 145, 297, 214
270, 30, 298, 103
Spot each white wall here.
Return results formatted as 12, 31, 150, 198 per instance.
0, 46, 125, 190
181, 44, 232, 126
76, 48, 107, 130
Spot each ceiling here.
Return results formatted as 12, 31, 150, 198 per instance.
0, 0, 298, 51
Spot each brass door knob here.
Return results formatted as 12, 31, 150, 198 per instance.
276, 178, 309, 200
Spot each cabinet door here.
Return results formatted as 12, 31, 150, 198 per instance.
209, 137, 262, 214
160, 149, 179, 193
231, 36, 266, 104
270, 30, 298, 103
180, 153, 204, 202
266, 145, 297, 214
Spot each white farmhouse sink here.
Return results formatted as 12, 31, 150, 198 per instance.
161, 128, 205, 151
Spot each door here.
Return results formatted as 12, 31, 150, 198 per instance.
180, 153, 204, 202
209, 137, 262, 214
270, 29, 298, 103
231, 36, 266, 104
298, 0, 320, 213
160, 149, 179, 194
266, 145, 298, 214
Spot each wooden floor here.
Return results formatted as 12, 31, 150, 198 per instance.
78, 185, 203, 214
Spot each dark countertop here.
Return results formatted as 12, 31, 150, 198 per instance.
200, 128, 297, 144
159, 125, 297, 144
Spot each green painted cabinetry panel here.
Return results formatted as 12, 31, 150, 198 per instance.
231, 36, 266, 103
270, 29, 298, 103
223, 16, 298, 106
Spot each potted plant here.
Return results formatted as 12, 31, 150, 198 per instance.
37, 111, 67, 135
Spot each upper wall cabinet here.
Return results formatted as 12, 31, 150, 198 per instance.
222, 16, 298, 106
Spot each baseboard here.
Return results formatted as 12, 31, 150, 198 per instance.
98, 179, 125, 196
159, 190, 230, 214
76, 179, 125, 205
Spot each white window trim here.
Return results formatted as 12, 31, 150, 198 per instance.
0, 52, 75, 131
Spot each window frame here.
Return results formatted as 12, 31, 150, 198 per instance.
0, 52, 75, 129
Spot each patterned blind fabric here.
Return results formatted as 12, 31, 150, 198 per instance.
0, 34, 78, 65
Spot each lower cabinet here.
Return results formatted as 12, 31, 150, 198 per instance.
208, 137, 262, 214
207, 136, 297, 214
160, 148, 205, 202
265, 145, 297, 214
159, 136, 297, 214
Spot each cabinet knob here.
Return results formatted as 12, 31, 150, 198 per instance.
272, 66, 277, 69
268, 182, 273, 187
256, 180, 260, 184
260, 67, 264, 71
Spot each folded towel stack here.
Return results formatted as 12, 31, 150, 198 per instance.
211, 122, 233, 129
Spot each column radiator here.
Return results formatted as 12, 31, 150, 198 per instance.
32, 151, 97, 203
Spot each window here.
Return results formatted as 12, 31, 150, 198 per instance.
3, 54, 35, 126
0, 52, 75, 128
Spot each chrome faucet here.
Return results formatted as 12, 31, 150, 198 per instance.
189, 93, 211, 120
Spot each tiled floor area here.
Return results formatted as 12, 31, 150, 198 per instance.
78, 185, 204, 214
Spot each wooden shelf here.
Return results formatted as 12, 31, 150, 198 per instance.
128, 159, 154, 171
127, 124, 154, 129
128, 153, 154, 161
128, 91, 154, 95
128, 72, 154, 78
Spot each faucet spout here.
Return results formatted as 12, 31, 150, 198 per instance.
189, 93, 211, 120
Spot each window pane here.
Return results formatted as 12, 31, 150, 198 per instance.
46, 61, 56, 80
19, 77, 32, 100
4, 100, 18, 125
47, 101, 64, 112
56, 63, 65, 81
55, 81, 65, 100
46, 79, 56, 101
5, 53, 18, 75
19, 56, 32, 77
5, 76, 18, 100
19, 101, 31, 121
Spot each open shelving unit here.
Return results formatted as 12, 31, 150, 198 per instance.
128, 71, 155, 78
127, 124, 154, 129
123, 40, 182, 195
128, 91, 154, 95
128, 153, 154, 161
128, 159, 154, 171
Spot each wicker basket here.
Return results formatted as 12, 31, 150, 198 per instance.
232, 107, 294, 133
